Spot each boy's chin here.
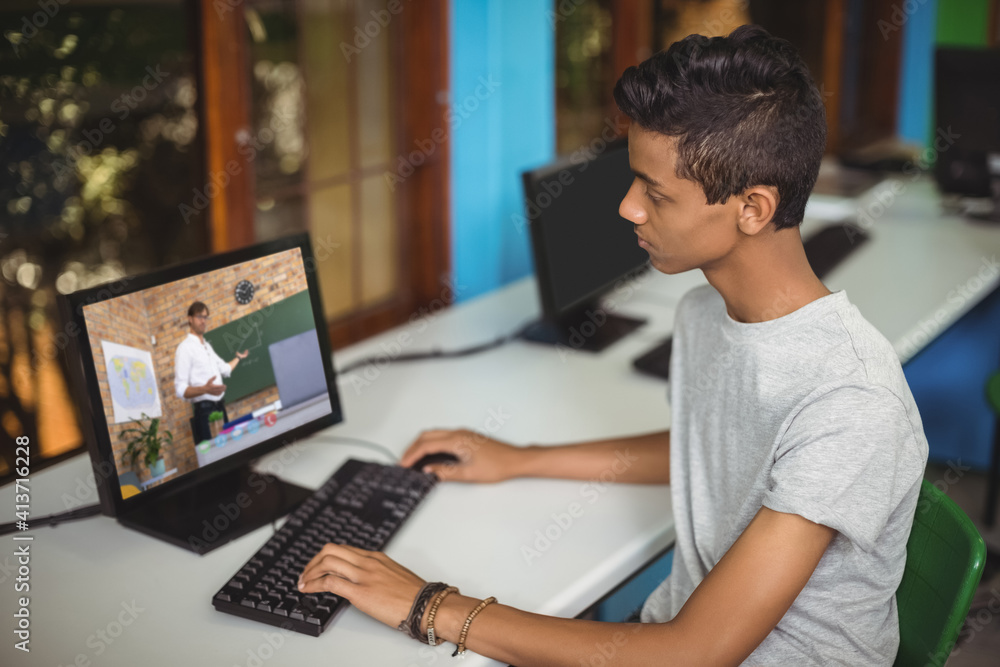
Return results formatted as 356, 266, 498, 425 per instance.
648, 255, 690, 276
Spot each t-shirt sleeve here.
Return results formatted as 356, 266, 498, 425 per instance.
762, 384, 922, 553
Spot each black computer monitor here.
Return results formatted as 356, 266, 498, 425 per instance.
520, 139, 649, 351
934, 47, 1000, 217
59, 233, 343, 554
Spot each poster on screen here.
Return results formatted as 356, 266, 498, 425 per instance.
100, 340, 163, 423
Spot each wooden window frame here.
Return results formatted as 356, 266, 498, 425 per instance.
198, 0, 450, 349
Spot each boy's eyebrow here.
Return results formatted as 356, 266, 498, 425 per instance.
631, 168, 666, 189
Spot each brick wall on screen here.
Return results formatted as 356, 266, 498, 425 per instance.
82, 291, 162, 482
82, 248, 311, 487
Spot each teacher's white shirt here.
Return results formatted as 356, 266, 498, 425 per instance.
174, 333, 232, 403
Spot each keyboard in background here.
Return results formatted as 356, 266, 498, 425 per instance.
802, 222, 869, 281
212, 459, 437, 636
631, 222, 870, 380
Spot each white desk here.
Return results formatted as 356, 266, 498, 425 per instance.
0, 278, 677, 667
5, 176, 1000, 667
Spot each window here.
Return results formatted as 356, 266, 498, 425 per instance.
0, 0, 207, 478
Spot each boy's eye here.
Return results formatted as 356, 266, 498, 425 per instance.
645, 188, 668, 203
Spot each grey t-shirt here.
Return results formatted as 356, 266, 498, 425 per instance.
640, 285, 928, 666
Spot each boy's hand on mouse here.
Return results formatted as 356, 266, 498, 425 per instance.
401, 429, 524, 483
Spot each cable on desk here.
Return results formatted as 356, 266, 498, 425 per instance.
335, 321, 533, 376
310, 435, 399, 464
0, 503, 102, 536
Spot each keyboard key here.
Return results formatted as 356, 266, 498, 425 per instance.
212, 459, 436, 637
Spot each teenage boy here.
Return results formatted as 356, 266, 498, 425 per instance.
299, 26, 928, 666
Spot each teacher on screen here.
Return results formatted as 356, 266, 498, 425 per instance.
174, 301, 248, 444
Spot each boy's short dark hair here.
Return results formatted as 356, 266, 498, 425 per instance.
187, 301, 208, 317
613, 25, 826, 229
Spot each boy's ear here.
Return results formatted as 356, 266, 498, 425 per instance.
736, 185, 779, 236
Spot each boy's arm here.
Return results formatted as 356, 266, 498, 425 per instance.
299, 506, 835, 666
400, 429, 670, 485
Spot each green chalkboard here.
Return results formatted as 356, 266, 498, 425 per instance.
204, 291, 316, 403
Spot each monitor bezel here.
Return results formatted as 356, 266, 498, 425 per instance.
933, 46, 1000, 198
59, 233, 343, 519
521, 138, 647, 319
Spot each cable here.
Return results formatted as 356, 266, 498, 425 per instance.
335, 321, 533, 376
0, 438, 396, 537
0, 503, 102, 536
309, 435, 399, 464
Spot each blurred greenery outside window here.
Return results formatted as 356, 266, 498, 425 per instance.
0, 1, 207, 477
246, 0, 401, 322
555, 0, 615, 156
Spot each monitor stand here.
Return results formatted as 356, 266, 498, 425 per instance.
521, 303, 645, 353
117, 463, 313, 555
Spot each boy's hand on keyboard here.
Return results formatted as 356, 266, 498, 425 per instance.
297, 544, 425, 629
401, 429, 523, 483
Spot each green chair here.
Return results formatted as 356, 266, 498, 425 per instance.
894, 480, 987, 667
984, 371, 1000, 526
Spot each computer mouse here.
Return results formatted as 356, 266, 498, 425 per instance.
409, 452, 461, 471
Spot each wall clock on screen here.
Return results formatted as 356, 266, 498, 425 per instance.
235, 279, 255, 305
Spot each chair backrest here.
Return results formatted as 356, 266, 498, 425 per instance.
895, 480, 987, 667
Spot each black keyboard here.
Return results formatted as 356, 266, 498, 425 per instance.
802, 222, 869, 280
212, 459, 437, 636
632, 336, 673, 380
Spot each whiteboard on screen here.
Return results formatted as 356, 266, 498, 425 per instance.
100, 340, 163, 423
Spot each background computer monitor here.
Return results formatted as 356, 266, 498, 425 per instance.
60, 233, 342, 554
521, 138, 649, 351
934, 47, 1000, 213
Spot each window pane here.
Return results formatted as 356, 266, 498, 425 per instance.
359, 175, 397, 305
355, 0, 395, 169
0, 1, 207, 477
255, 194, 306, 242
309, 183, 354, 318
302, 0, 351, 181
246, 0, 308, 194
555, 0, 614, 154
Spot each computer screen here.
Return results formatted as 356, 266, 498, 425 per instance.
520, 139, 648, 351
523, 139, 650, 317
934, 47, 1000, 199
60, 234, 342, 552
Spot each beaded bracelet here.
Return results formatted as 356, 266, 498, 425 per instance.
425, 586, 459, 646
452, 596, 497, 657
398, 582, 448, 642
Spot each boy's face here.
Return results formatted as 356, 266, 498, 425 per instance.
620, 125, 742, 275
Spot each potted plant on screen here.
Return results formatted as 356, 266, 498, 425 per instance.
208, 410, 225, 439
121, 413, 173, 480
